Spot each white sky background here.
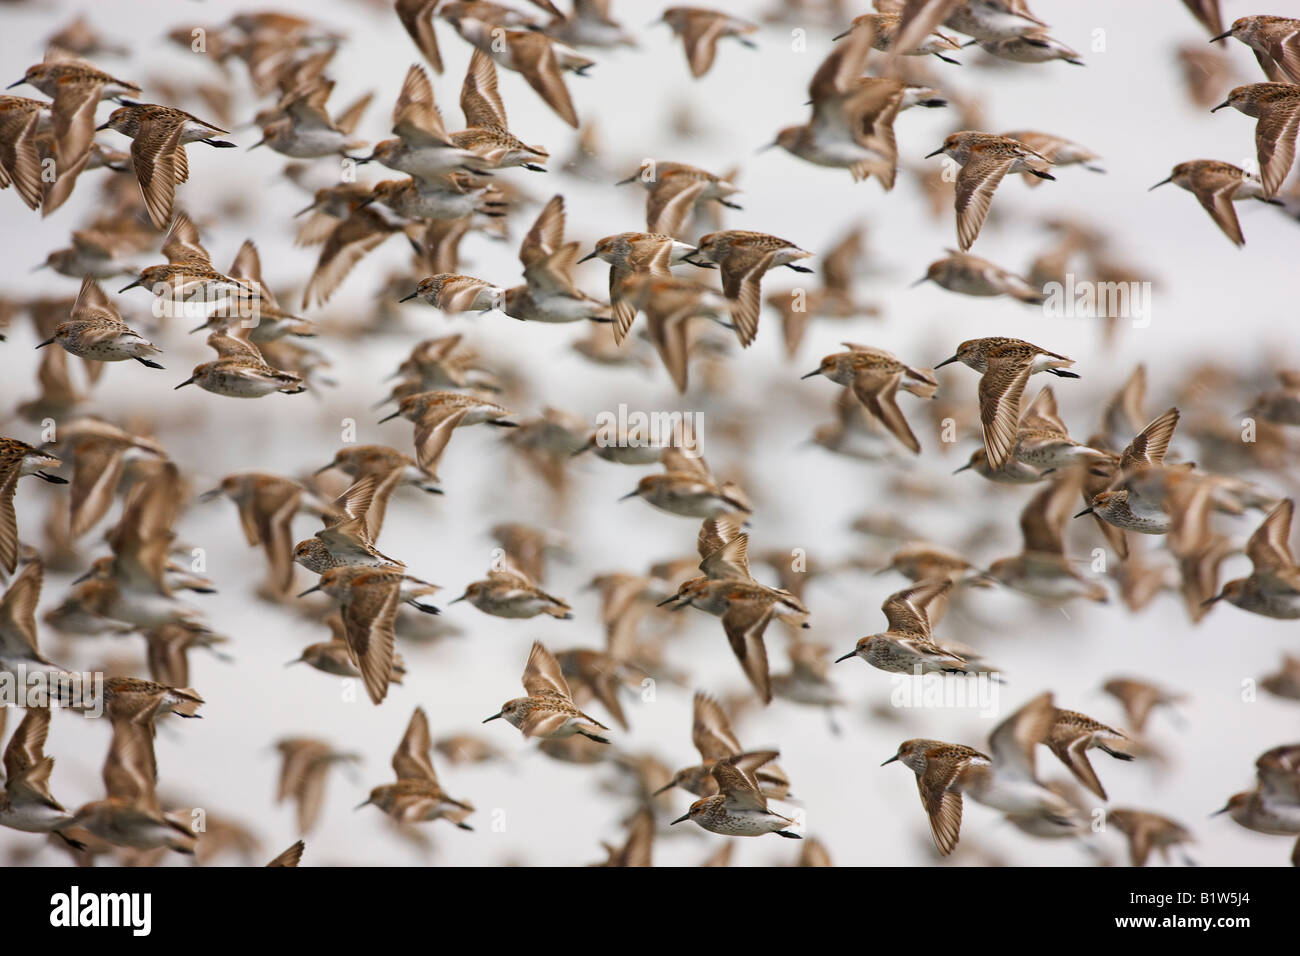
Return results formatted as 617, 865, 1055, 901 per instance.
1, 0, 1300, 866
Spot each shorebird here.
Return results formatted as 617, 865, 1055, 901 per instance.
926, 131, 1054, 249
300, 564, 440, 704
72, 714, 196, 854
581, 231, 694, 343
359, 706, 474, 829
658, 7, 758, 78
802, 344, 938, 454
915, 249, 1045, 303
835, 580, 989, 678
935, 337, 1078, 469
1205, 499, 1300, 619
274, 737, 361, 834
379, 390, 516, 479
503, 195, 611, 325
670, 751, 800, 838
685, 230, 812, 347
883, 691, 1080, 856
36, 277, 162, 371
621, 449, 751, 519
175, 329, 306, 398
1215, 743, 1300, 866
1149, 160, 1277, 247
654, 692, 790, 798
484, 641, 611, 744
985, 468, 1109, 604
1210, 16, 1300, 86
1211, 83, 1300, 197
0, 707, 82, 850
453, 50, 550, 171
1043, 707, 1134, 801
450, 561, 572, 620
96, 102, 236, 228
771, 22, 911, 190
0, 438, 66, 575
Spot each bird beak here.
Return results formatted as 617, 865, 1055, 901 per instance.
377, 411, 400, 423
398, 292, 418, 302
1073, 507, 1094, 518
650, 781, 675, 796
799, 369, 822, 380
70, 568, 95, 585
482, 712, 503, 723
834, 650, 856, 663
618, 490, 640, 501
297, 585, 321, 598
924, 147, 944, 158
198, 488, 223, 502
1148, 177, 1172, 191
577, 250, 598, 263
292, 202, 315, 218
313, 462, 334, 475
880, 754, 900, 766
94, 120, 111, 131
354, 798, 372, 810
173, 377, 195, 390
248, 137, 266, 150
1201, 593, 1224, 607
669, 813, 690, 825
952, 462, 972, 474
911, 276, 930, 287
448, 594, 467, 604
1210, 100, 1231, 112
34, 337, 54, 349
655, 595, 679, 608
1209, 30, 1232, 43
118, 278, 141, 292
283, 659, 303, 667
934, 355, 959, 368
6, 79, 24, 89
1210, 804, 1229, 816
755, 140, 777, 154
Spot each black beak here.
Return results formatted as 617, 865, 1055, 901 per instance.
118, 279, 141, 292
6, 79, 24, 89
799, 369, 822, 380
95, 120, 112, 131
448, 594, 467, 604
482, 712, 503, 723
198, 488, 223, 502
952, 462, 972, 474
670, 813, 690, 825
650, 781, 675, 796
577, 251, 598, 263
834, 650, 856, 663
398, 292, 418, 302
934, 355, 959, 368
880, 754, 900, 766
924, 147, 944, 158
35, 337, 55, 349
174, 376, 195, 390
1209, 30, 1232, 43
297, 585, 321, 597
1148, 177, 1172, 191
618, 490, 640, 501
1201, 593, 1224, 608
1073, 507, 1094, 518
377, 411, 400, 423
1210, 100, 1232, 112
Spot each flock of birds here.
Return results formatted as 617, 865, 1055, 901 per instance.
0, 0, 1298, 867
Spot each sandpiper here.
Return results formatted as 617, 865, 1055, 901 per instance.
925, 132, 1055, 250
36, 277, 162, 370
483, 641, 611, 743
358, 706, 474, 829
